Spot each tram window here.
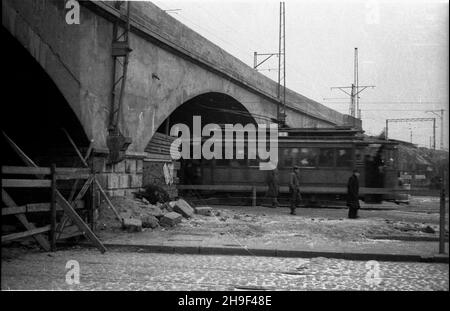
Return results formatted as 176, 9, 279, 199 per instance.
318, 148, 335, 167
282, 148, 299, 167
298, 148, 318, 167
384, 149, 396, 168
336, 148, 353, 167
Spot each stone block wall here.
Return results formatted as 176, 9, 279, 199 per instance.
94, 154, 145, 197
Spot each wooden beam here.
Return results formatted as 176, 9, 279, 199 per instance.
2, 189, 51, 251
56, 173, 91, 180
1, 166, 51, 175
1, 201, 85, 216
62, 128, 89, 167
54, 191, 106, 253
58, 224, 83, 240
72, 175, 94, 203
2, 131, 106, 253
2, 179, 51, 188
50, 164, 57, 251
2, 225, 51, 243
61, 129, 122, 225
95, 178, 123, 224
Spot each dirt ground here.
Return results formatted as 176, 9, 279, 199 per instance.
94, 196, 448, 250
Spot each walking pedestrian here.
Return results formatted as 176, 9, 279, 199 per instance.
289, 166, 302, 215
347, 169, 360, 219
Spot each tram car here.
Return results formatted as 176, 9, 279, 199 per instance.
178, 126, 405, 207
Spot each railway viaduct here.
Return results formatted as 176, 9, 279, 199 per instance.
2, 0, 360, 196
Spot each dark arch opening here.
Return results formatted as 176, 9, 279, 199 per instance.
153, 92, 257, 186
1, 27, 89, 168
156, 92, 256, 135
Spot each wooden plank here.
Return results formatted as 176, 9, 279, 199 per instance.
55, 168, 91, 175
1, 166, 51, 175
2, 179, 51, 188
55, 215, 69, 240
2, 225, 51, 243
50, 164, 57, 251
59, 230, 84, 240
94, 178, 122, 223
1, 201, 85, 215
56, 173, 91, 180
61, 130, 122, 226
1, 189, 51, 251
62, 128, 89, 167
2, 132, 105, 253
2, 205, 26, 215
58, 224, 82, 240
72, 175, 94, 202
55, 191, 106, 253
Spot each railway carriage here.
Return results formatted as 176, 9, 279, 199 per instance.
178, 126, 403, 207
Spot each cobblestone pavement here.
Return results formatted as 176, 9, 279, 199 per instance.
1, 248, 448, 290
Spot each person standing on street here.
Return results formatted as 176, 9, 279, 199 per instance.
289, 166, 302, 215
347, 169, 361, 219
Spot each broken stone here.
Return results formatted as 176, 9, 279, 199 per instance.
171, 199, 194, 218
195, 206, 212, 216
162, 202, 173, 212
141, 215, 159, 229
122, 218, 142, 232
145, 206, 164, 218
160, 212, 182, 227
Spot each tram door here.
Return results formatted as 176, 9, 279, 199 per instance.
364, 144, 385, 203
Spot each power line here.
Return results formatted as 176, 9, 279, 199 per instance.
330, 48, 375, 119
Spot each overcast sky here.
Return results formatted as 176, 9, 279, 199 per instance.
151, 0, 449, 150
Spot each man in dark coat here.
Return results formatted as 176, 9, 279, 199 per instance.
289, 166, 302, 215
266, 165, 279, 208
347, 169, 361, 219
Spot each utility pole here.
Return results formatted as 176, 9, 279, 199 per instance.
385, 118, 436, 149
253, 2, 286, 126
439, 168, 447, 254
426, 109, 445, 150
277, 1, 286, 126
331, 48, 375, 121
355, 48, 360, 118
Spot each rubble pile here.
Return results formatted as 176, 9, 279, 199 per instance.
98, 196, 212, 232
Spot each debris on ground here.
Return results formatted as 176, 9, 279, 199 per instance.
134, 184, 170, 205
141, 215, 160, 229
170, 199, 195, 218
98, 196, 208, 233
194, 206, 212, 216
98, 197, 166, 231
122, 218, 142, 232
160, 212, 183, 227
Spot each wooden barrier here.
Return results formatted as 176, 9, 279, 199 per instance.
1, 165, 96, 251
1, 130, 124, 253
